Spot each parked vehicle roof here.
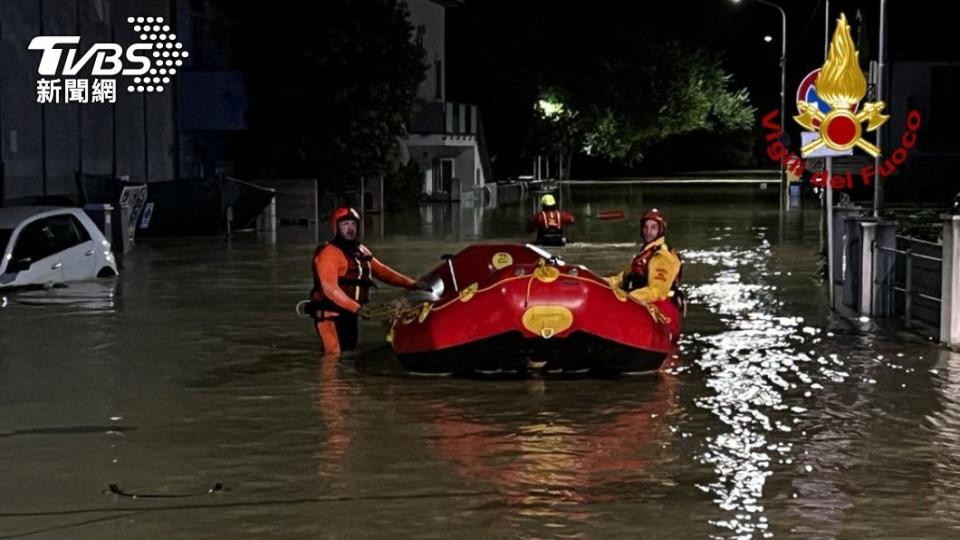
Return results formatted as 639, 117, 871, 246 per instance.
0, 206, 78, 228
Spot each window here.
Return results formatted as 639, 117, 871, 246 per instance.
74, 216, 91, 243
435, 60, 442, 100
0, 229, 12, 258
11, 214, 88, 263
13, 221, 58, 263
46, 215, 88, 252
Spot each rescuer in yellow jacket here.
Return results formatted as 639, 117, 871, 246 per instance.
606, 208, 682, 304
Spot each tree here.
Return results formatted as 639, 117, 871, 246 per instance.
567, 43, 756, 166
449, 0, 756, 177
228, 0, 426, 191
525, 89, 581, 180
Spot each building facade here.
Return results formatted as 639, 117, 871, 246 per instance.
0, 0, 243, 202
404, 0, 492, 202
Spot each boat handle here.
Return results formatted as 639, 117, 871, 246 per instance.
441, 254, 459, 293
85, 249, 95, 256
51, 262, 62, 270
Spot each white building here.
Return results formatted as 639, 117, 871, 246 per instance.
403, 0, 492, 202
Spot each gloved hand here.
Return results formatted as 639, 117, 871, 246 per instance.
412, 279, 433, 292
604, 273, 624, 289
355, 305, 372, 320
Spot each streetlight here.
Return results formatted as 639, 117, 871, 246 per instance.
733, 0, 787, 212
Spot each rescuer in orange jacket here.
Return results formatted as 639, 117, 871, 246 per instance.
309, 207, 424, 355
526, 194, 575, 246
606, 208, 683, 306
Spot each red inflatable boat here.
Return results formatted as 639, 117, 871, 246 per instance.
388, 243, 681, 376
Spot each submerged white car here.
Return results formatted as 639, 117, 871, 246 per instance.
0, 206, 118, 289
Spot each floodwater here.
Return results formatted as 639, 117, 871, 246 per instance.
2, 183, 959, 539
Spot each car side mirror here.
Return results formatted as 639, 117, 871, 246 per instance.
7, 257, 32, 273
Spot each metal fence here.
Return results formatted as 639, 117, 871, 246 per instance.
875, 235, 943, 329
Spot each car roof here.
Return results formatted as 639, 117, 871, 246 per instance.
0, 206, 79, 228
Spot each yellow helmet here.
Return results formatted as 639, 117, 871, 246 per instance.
540, 194, 556, 207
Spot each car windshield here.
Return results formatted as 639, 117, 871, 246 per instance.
0, 228, 12, 259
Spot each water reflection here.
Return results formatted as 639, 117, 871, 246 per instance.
417, 377, 678, 513
315, 353, 353, 488
328, 349, 686, 531
416, 203, 487, 241
2, 279, 118, 312
360, 199, 496, 244
930, 349, 960, 524
684, 228, 826, 538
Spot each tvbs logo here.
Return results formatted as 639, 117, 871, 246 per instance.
28, 16, 188, 103
30, 36, 152, 76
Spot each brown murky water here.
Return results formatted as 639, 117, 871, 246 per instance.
2, 184, 958, 539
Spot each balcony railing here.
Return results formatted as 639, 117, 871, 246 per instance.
408, 101, 478, 135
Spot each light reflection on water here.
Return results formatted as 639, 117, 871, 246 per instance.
683, 230, 825, 538
4, 279, 118, 312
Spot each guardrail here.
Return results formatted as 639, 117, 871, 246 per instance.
876, 241, 942, 327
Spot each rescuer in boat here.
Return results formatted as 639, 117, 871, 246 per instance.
606, 208, 684, 308
526, 194, 575, 246
309, 207, 425, 355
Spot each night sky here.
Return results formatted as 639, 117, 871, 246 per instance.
446, 0, 954, 176
449, 0, 955, 124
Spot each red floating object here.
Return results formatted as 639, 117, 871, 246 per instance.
389, 243, 681, 376
597, 210, 625, 220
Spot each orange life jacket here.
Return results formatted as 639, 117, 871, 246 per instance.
310, 241, 375, 313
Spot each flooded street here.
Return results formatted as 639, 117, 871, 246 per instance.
2, 185, 959, 539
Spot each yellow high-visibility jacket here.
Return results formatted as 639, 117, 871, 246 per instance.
606, 237, 681, 304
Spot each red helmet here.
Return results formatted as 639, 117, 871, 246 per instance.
331, 207, 360, 235
641, 208, 666, 238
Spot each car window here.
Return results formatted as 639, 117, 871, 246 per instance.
10, 214, 88, 263
44, 214, 86, 252
72, 216, 91, 243
12, 220, 58, 262
0, 229, 12, 257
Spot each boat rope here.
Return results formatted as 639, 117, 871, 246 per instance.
640, 302, 672, 324
360, 302, 410, 321
295, 299, 412, 322
427, 274, 531, 313
524, 273, 535, 308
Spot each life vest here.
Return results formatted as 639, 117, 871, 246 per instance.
535, 210, 565, 244
621, 243, 683, 294
310, 241, 376, 314
538, 210, 563, 231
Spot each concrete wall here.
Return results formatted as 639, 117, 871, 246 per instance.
41, 0, 81, 195
406, 0, 444, 103
0, 0, 179, 202
1, 0, 45, 199
113, 0, 175, 183
79, 0, 116, 179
